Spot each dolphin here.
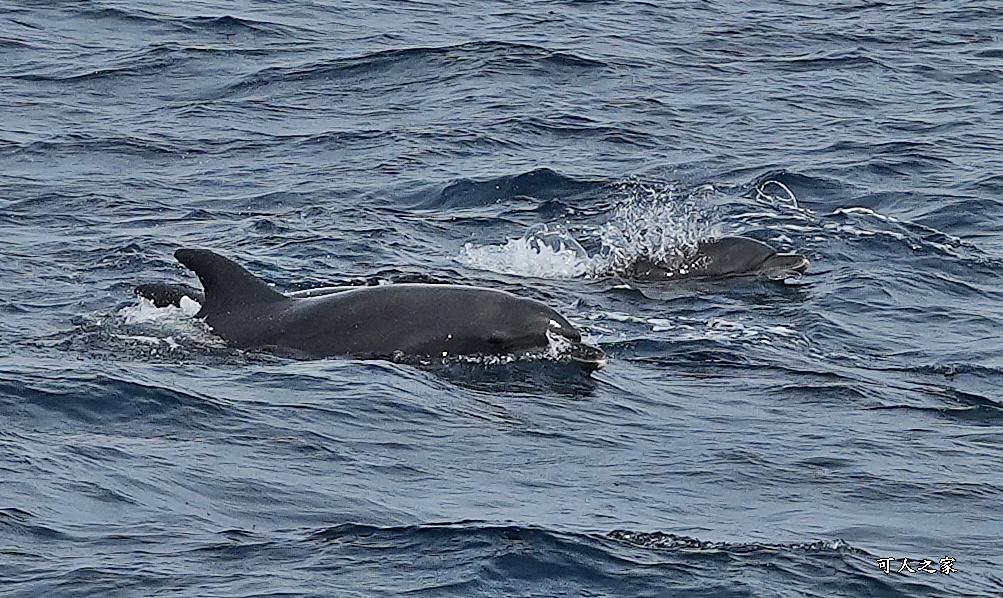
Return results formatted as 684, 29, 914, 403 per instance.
625, 236, 809, 281
136, 248, 606, 368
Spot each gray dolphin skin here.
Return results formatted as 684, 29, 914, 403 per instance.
625, 236, 809, 281
142, 248, 605, 368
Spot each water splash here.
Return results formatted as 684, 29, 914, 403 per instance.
752, 178, 800, 210
593, 311, 805, 345
394, 330, 600, 368
458, 223, 594, 278
458, 180, 721, 279
591, 179, 720, 275
121, 296, 201, 324
114, 297, 220, 351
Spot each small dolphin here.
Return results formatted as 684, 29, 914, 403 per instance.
137, 249, 605, 369
625, 236, 809, 281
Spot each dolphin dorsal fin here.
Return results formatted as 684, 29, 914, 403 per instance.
174, 248, 286, 317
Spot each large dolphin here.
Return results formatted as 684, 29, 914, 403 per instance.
625, 236, 809, 281
136, 249, 606, 368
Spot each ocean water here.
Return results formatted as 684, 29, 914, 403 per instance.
2, 1, 1002, 596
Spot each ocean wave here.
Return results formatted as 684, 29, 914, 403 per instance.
0, 507, 74, 542
494, 115, 660, 147
81, 6, 309, 38
762, 48, 890, 72
10, 44, 179, 82
173, 14, 305, 37
0, 372, 227, 428
4, 517, 969, 597
409, 168, 600, 210
211, 41, 608, 100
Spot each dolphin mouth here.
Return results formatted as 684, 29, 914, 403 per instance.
567, 342, 608, 370
761, 253, 810, 279
545, 326, 607, 370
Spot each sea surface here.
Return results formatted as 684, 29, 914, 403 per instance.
2, 1, 1002, 596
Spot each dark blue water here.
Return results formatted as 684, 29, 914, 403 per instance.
2, 1, 1002, 596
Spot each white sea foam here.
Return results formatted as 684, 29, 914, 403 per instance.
458, 223, 595, 278
752, 179, 800, 210
591, 311, 803, 344
121, 297, 172, 325
179, 295, 201, 316
116, 297, 219, 349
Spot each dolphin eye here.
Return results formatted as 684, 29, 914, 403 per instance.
549, 319, 562, 329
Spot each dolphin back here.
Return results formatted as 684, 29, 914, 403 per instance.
174, 248, 286, 318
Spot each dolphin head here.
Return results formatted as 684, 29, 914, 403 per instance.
757, 253, 810, 280
626, 236, 809, 281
